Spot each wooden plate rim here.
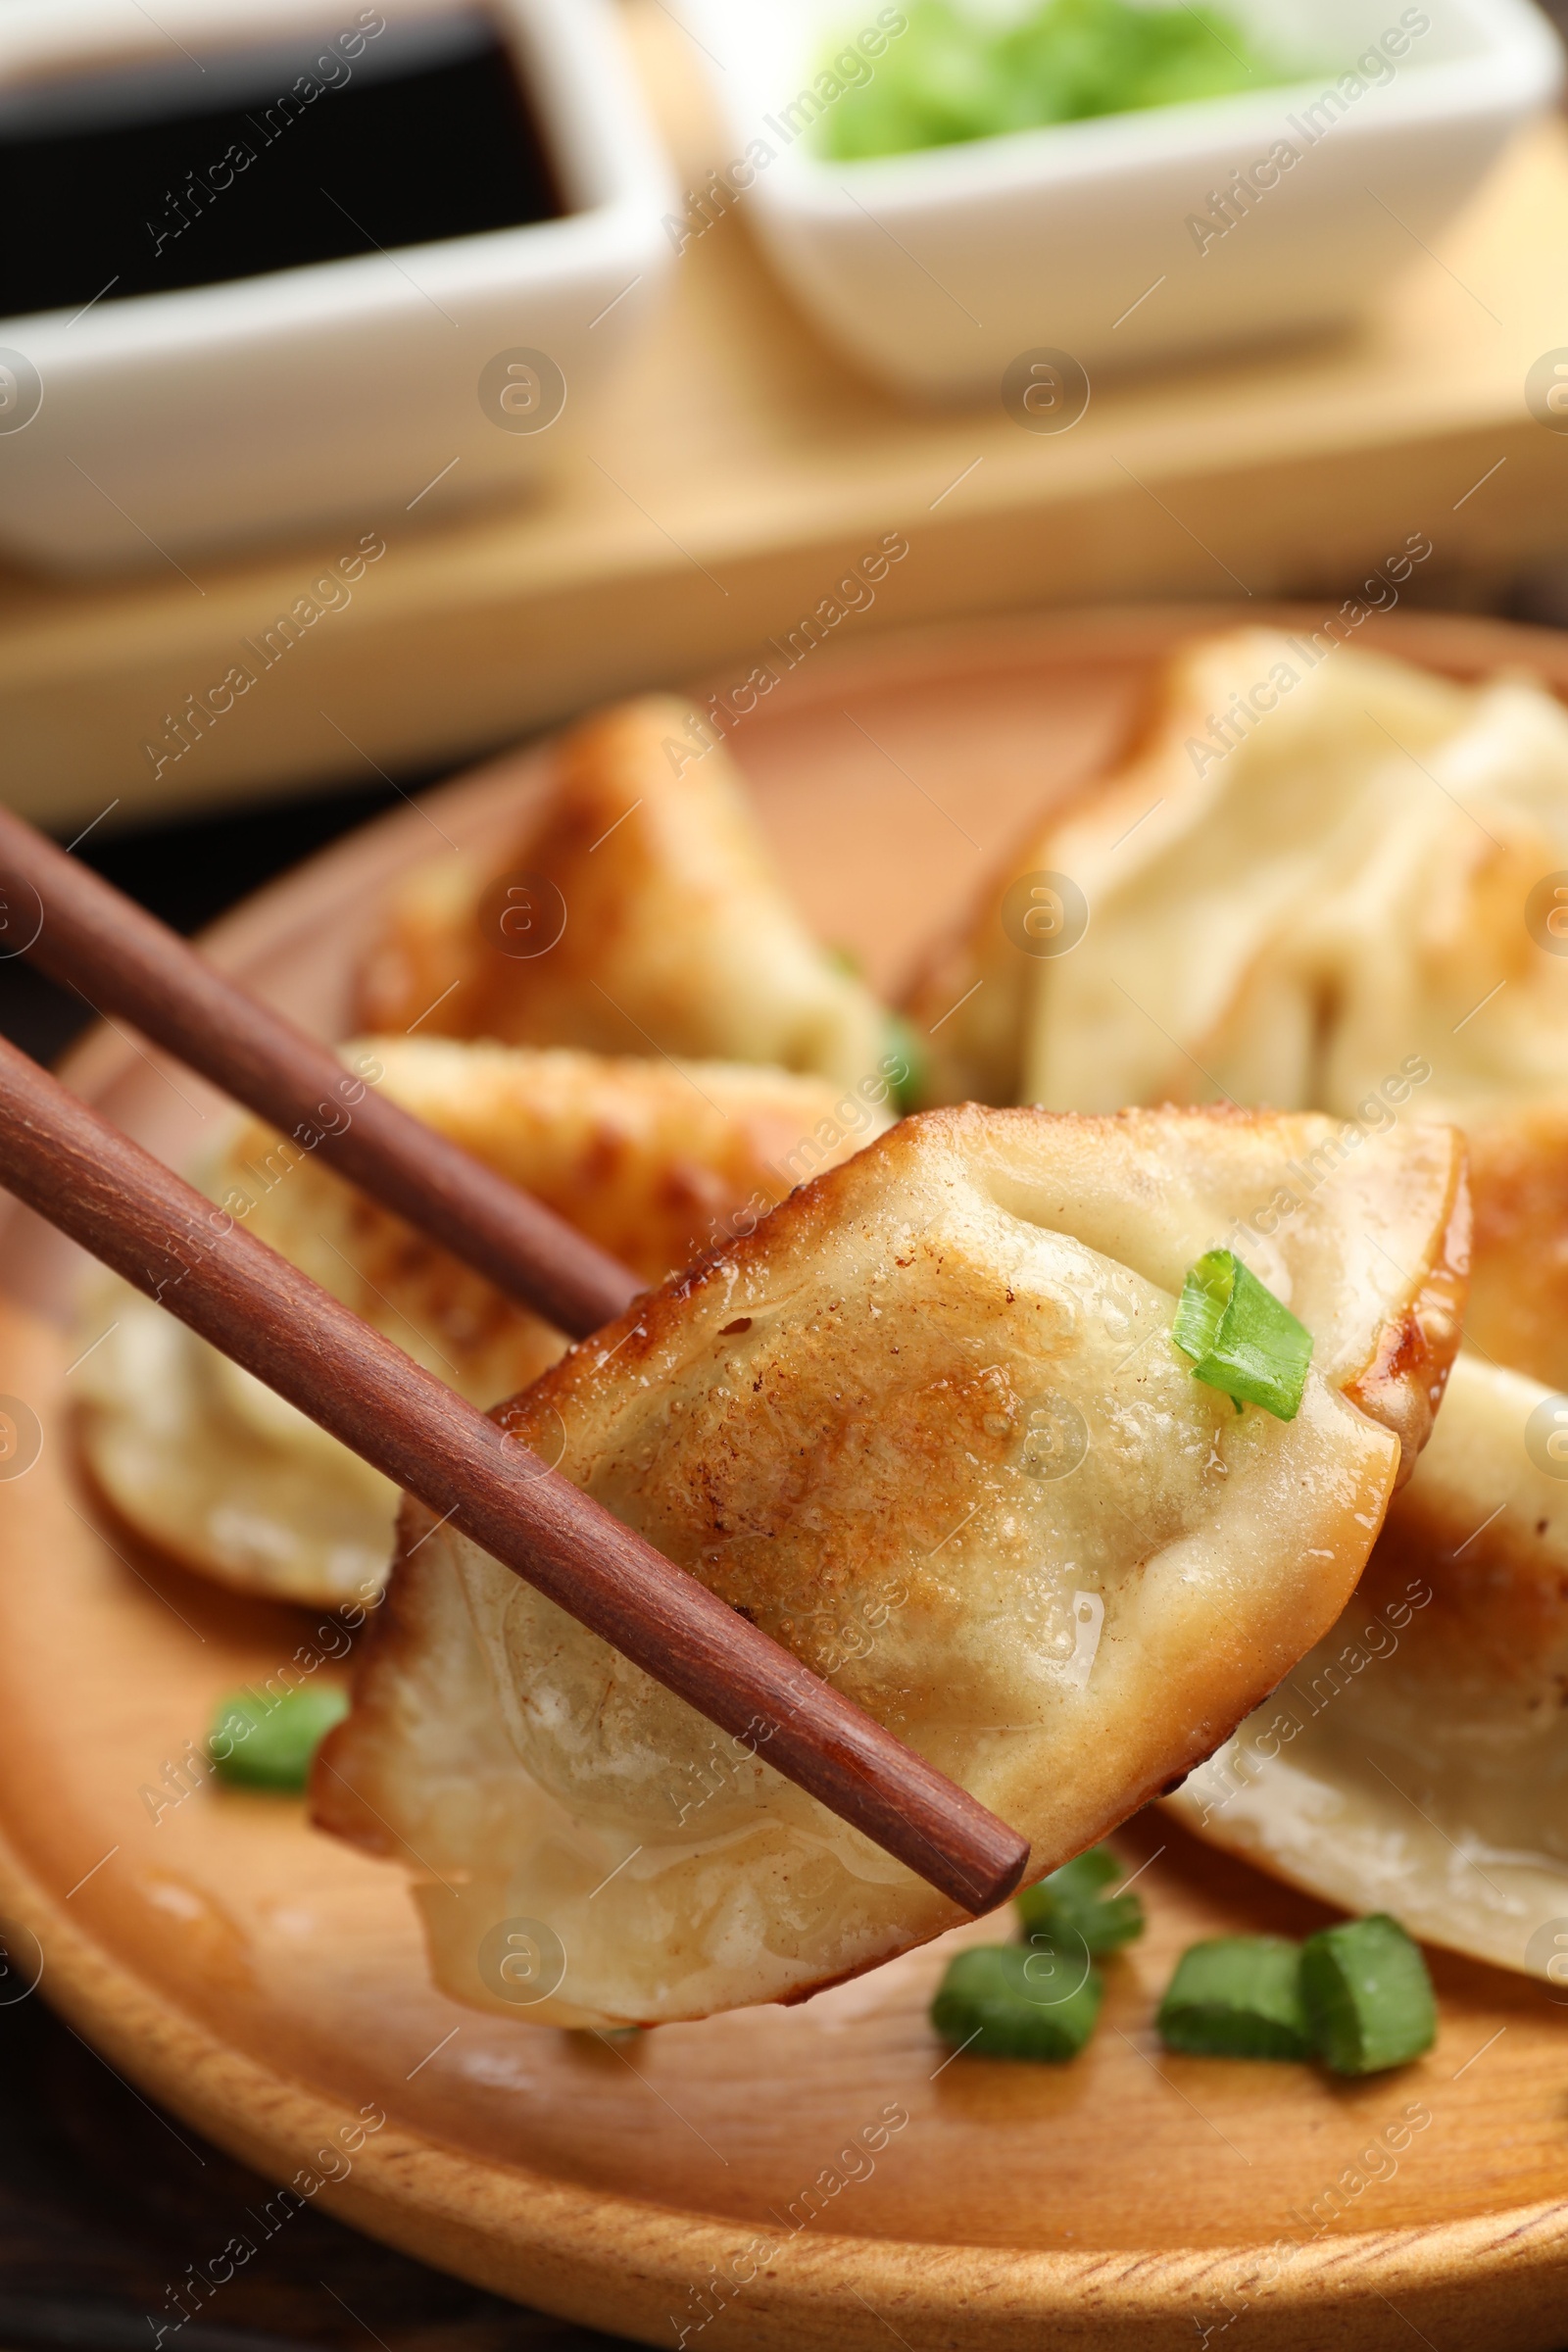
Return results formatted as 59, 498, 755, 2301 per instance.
6, 1817, 1568, 2338
15, 601, 1568, 2340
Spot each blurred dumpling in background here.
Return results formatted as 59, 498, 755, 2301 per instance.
315, 1102, 1465, 2028
1169, 1349, 1568, 1981
905, 627, 1568, 1123
1179, 1096, 1568, 1981
948, 629, 1568, 1978
75, 1037, 890, 1608
1458, 1101, 1568, 1392
356, 695, 897, 1094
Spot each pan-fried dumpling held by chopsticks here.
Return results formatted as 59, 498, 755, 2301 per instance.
905, 628, 1568, 1121
356, 697, 896, 1095
74, 1038, 889, 1609
314, 1104, 1466, 2027
1169, 1349, 1568, 1981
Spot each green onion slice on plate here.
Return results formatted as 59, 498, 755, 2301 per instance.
931, 1943, 1103, 2062
1015, 1844, 1145, 1954
209, 1683, 349, 1792
1156, 1935, 1312, 2060
1172, 1248, 1312, 1420
881, 1011, 928, 1116
1299, 1913, 1436, 2077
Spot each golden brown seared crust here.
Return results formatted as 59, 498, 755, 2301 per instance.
309, 1037, 890, 1291
219, 1037, 892, 1403
355, 850, 490, 1043
1343, 1145, 1470, 1486
354, 698, 889, 1090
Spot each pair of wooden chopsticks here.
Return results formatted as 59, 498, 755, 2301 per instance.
0, 805, 1028, 1917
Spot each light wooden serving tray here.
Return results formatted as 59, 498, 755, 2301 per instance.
5, 608, 1568, 2351
6, 0, 1568, 832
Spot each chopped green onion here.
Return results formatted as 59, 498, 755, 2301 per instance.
931, 1942, 1103, 2061
1172, 1248, 1313, 1420
1156, 1936, 1312, 2059
1171, 1248, 1230, 1363
1300, 1914, 1436, 2077
1157, 1916, 1438, 2072
817, 0, 1295, 162
208, 1684, 349, 1792
1015, 1844, 1144, 1954
882, 1012, 927, 1116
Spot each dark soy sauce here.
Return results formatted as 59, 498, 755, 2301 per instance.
0, 8, 564, 319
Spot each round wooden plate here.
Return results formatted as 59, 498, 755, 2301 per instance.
5, 606, 1568, 2352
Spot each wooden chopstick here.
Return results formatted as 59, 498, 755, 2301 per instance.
0, 804, 639, 1341
0, 1031, 1029, 1914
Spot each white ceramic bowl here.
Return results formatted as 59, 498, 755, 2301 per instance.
678, 0, 1562, 400
0, 0, 673, 570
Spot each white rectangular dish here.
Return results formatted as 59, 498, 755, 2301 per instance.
677, 0, 1562, 399
0, 0, 673, 571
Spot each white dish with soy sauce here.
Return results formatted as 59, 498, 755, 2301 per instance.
0, 0, 673, 570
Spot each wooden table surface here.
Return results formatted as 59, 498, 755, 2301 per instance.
0, 1992, 632, 2351
4, 1, 1568, 831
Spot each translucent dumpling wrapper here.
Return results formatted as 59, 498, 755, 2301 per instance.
355, 696, 894, 1093
74, 1038, 890, 1608
314, 1103, 1467, 2027
1168, 1349, 1568, 1981
903, 627, 1568, 1126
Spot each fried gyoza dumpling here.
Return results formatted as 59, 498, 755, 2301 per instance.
1169, 1350, 1568, 1980
356, 697, 893, 1093
314, 1104, 1466, 2026
75, 1038, 889, 1608
1173, 1109, 1568, 1979
905, 629, 1568, 1122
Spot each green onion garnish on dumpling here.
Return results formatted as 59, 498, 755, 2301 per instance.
1173, 1247, 1313, 1420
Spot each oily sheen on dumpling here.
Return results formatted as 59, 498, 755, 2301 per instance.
355, 696, 892, 1091
74, 1038, 889, 1607
314, 1103, 1466, 2027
